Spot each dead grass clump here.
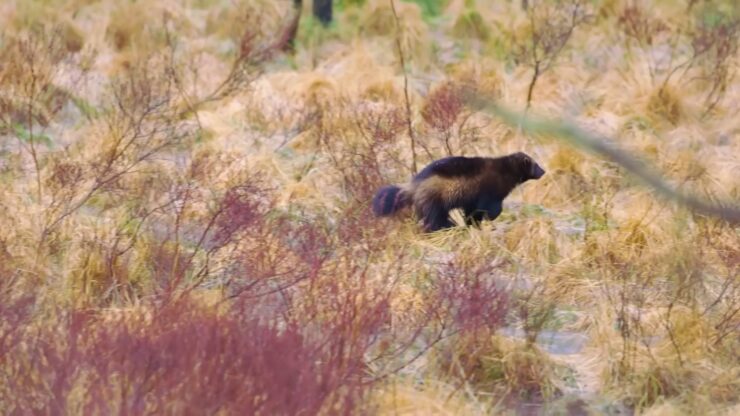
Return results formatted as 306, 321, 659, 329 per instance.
706, 368, 740, 404
439, 334, 561, 401
502, 344, 561, 400
302, 75, 338, 108
106, 2, 159, 52
619, 217, 650, 253
372, 377, 488, 415
632, 368, 740, 414
548, 146, 584, 175
447, 59, 504, 99
360, 0, 430, 65
543, 146, 594, 204
596, 0, 622, 20
627, 365, 699, 410
662, 149, 707, 184
594, 221, 690, 278
653, 307, 714, 361
360, 0, 401, 35
67, 236, 119, 305
57, 18, 85, 53
452, 9, 491, 41
646, 86, 686, 126
504, 217, 560, 265
204, 0, 286, 42
360, 78, 405, 104
3, 1, 85, 54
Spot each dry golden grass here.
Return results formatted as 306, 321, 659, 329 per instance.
0, 0, 738, 414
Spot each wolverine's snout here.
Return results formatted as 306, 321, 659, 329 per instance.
531, 164, 545, 179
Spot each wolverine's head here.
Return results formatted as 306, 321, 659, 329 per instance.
511, 152, 546, 182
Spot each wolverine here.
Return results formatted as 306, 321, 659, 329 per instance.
372, 152, 546, 232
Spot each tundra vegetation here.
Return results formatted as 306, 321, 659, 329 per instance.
0, 0, 738, 414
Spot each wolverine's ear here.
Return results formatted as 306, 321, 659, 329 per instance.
513, 152, 531, 167
513, 152, 545, 180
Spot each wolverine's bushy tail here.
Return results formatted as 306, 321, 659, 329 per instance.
372, 185, 411, 216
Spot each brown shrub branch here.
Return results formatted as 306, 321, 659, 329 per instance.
464, 91, 740, 223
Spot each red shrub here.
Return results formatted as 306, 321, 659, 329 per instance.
422, 83, 465, 133
0, 274, 35, 363
435, 257, 509, 335
315, 99, 409, 205
211, 177, 272, 249
0, 299, 372, 415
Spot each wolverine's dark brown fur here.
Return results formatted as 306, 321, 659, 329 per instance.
372, 152, 545, 232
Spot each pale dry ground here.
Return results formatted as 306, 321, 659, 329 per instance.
1, 0, 738, 414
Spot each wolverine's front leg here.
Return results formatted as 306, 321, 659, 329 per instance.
464, 196, 503, 226
479, 198, 503, 221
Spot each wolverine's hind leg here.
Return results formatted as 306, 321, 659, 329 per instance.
416, 199, 453, 232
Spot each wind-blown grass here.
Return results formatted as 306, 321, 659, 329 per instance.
0, 0, 738, 414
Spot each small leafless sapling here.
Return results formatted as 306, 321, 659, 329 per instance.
514, 0, 589, 110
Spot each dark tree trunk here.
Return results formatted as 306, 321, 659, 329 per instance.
313, 0, 333, 26
281, 0, 303, 52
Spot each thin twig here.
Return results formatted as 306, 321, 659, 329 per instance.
390, 0, 418, 174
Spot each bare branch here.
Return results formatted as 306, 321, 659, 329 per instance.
464, 91, 740, 223
390, 0, 418, 174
